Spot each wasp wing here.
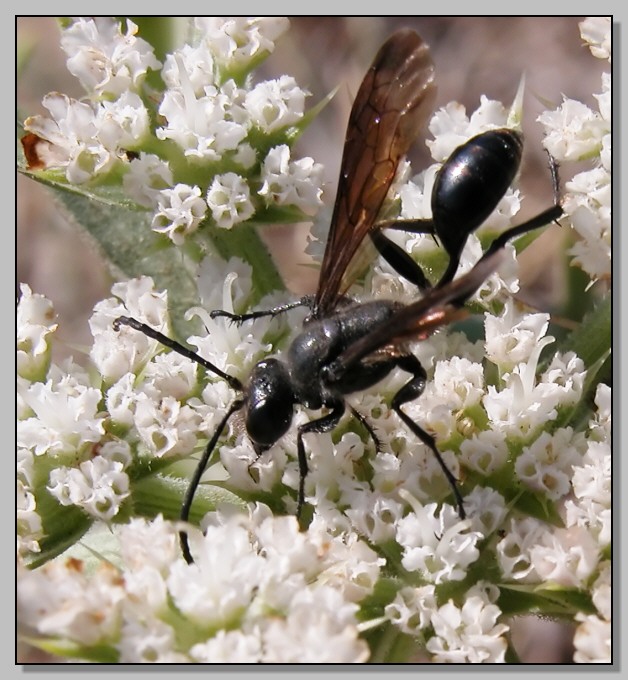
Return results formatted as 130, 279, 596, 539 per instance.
331, 251, 505, 373
314, 28, 437, 317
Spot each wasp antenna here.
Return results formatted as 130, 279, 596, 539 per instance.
113, 316, 243, 391
179, 398, 245, 565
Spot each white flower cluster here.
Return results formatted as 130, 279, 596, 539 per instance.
386, 582, 509, 663
17, 286, 130, 548
17, 17, 611, 664
23, 17, 324, 242
538, 16, 611, 281
338, 292, 607, 661
18, 509, 381, 662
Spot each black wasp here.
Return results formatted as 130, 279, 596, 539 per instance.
114, 29, 562, 563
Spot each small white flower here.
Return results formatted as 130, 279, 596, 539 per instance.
426, 594, 509, 663
134, 394, 201, 458
345, 490, 404, 544
47, 455, 130, 521
591, 561, 611, 622
60, 17, 161, 98
484, 298, 550, 369
529, 525, 599, 588
17, 368, 105, 457
427, 96, 510, 161
463, 486, 508, 536
195, 17, 289, 67
563, 394, 611, 548
17, 284, 57, 381
90, 276, 169, 381
118, 515, 180, 572
306, 431, 368, 503
167, 522, 265, 625
156, 79, 248, 161
161, 43, 217, 95
579, 16, 612, 61
571, 438, 611, 507
595, 72, 611, 123
515, 428, 585, 501
152, 183, 207, 244
432, 356, 485, 411
385, 584, 436, 635
17, 473, 43, 556
218, 435, 287, 498
118, 618, 187, 663
244, 76, 308, 132
563, 166, 611, 281
122, 153, 173, 208
573, 613, 611, 663
187, 299, 272, 380
483, 344, 584, 439
99, 440, 133, 468
496, 516, 547, 581
95, 91, 150, 151
259, 145, 324, 216
591, 382, 611, 440
459, 429, 509, 476
17, 558, 125, 646
259, 586, 368, 663
367, 256, 423, 305
395, 496, 481, 583
398, 164, 439, 220
206, 172, 255, 229
306, 519, 385, 602
142, 351, 199, 402
190, 629, 262, 663
541, 351, 586, 405
23, 93, 109, 183
563, 493, 611, 549
538, 99, 607, 162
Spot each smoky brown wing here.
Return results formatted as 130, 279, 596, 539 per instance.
332, 250, 505, 372
314, 28, 437, 316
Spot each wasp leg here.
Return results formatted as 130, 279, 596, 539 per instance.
295, 400, 346, 521
370, 228, 433, 292
392, 355, 465, 519
209, 297, 313, 324
349, 404, 382, 453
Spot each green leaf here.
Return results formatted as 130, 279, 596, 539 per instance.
550, 293, 611, 375
26, 488, 92, 569
548, 293, 611, 430
19, 167, 202, 340
357, 577, 401, 622
206, 222, 286, 302
498, 583, 595, 618
363, 623, 420, 664
511, 489, 564, 526
61, 522, 125, 572
25, 637, 119, 663
128, 16, 180, 62
292, 86, 338, 138
132, 472, 247, 525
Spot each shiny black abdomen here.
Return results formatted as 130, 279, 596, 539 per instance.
431, 129, 523, 257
